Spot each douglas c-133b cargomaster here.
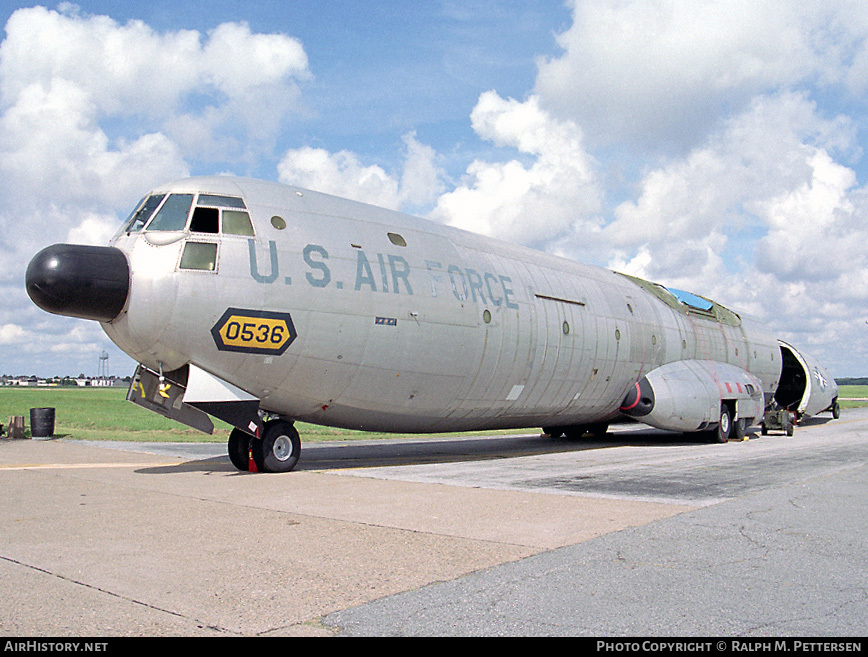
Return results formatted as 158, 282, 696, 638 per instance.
25, 176, 840, 472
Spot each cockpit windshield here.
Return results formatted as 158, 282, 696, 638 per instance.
119, 191, 255, 238
122, 194, 165, 233
145, 194, 194, 231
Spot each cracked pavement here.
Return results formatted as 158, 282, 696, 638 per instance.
1, 409, 865, 636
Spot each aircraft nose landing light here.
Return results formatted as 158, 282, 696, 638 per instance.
25, 244, 130, 322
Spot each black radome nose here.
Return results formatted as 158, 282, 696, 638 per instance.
26, 244, 130, 322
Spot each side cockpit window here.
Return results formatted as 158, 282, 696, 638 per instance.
179, 242, 218, 271
222, 210, 254, 236
123, 194, 165, 233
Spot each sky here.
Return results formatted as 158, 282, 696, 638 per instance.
1, 1, 867, 379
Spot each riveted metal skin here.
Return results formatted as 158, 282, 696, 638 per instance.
27, 176, 838, 448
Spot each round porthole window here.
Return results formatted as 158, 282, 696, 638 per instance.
483, 309, 492, 323
271, 215, 286, 230
562, 321, 570, 335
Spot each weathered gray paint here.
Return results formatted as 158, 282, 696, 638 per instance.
95, 176, 835, 436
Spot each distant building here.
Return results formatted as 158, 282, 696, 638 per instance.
2, 375, 124, 387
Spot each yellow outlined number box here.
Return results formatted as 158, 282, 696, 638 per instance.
211, 308, 297, 355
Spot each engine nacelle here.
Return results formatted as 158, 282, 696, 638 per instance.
621, 360, 765, 433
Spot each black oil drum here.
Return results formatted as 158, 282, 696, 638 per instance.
30, 407, 55, 438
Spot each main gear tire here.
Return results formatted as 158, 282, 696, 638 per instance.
252, 420, 301, 473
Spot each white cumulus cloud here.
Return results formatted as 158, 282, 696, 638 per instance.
430, 91, 602, 248
0, 6, 312, 375
277, 132, 446, 211
535, 0, 868, 152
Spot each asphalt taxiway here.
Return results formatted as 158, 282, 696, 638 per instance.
1, 408, 866, 636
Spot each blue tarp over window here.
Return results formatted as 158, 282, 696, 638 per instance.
668, 288, 714, 311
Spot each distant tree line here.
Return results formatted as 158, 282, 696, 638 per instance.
837, 378, 868, 386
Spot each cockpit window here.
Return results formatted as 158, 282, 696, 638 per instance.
146, 194, 194, 232
198, 194, 246, 209
190, 193, 254, 236
179, 241, 218, 271
189, 207, 219, 233
222, 210, 255, 236
123, 194, 165, 233
132, 191, 252, 237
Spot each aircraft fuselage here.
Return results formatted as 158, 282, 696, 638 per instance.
25, 176, 839, 471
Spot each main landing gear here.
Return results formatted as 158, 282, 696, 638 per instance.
228, 418, 301, 473
705, 403, 754, 443
708, 403, 733, 443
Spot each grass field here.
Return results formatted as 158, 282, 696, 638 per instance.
2, 384, 866, 442
839, 385, 868, 406
0, 386, 532, 442
1, 386, 229, 442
